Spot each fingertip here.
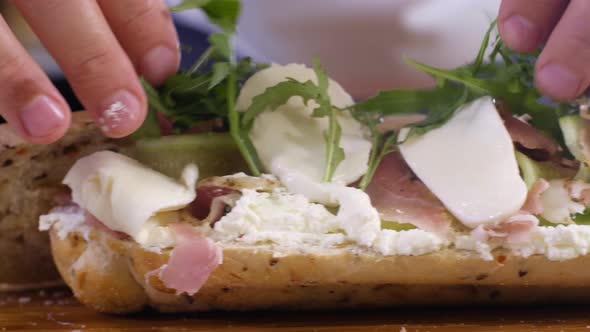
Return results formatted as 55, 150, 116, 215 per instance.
498, 15, 542, 52
140, 45, 180, 86
536, 62, 584, 101
17, 95, 71, 144
95, 89, 147, 138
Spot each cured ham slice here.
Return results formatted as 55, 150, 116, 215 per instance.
188, 186, 238, 221
522, 179, 550, 214
365, 152, 451, 233
471, 212, 538, 244
499, 111, 559, 161
158, 223, 222, 296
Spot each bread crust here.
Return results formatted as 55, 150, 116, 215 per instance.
0, 112, 120, 289
50, 224, 590, 314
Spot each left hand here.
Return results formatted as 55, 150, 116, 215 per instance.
498, 0, 590, 101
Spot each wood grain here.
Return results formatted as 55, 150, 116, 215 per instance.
2, 288, 590, 332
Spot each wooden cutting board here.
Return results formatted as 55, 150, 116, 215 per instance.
2, 288, 590, 332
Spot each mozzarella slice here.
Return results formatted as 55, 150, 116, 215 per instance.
236, 63, 372, 185
399, 96, 527, 228
64, 151, 198, 241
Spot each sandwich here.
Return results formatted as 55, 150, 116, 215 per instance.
0, 112, 117, 290
35, 2, 590, 313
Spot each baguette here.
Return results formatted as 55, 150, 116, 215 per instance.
0, 112, 120, 290
49, 221, 590, 314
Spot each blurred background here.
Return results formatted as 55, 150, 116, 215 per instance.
1, 0, 500, 109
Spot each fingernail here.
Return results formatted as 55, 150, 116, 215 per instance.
501, 15, 540, 50
98, 90, 142, 137
20, 96, 65, 137
537, 63, 581, 100
141, 46, 179, 86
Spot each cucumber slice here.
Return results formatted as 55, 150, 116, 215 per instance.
130, 133, 249, 179
515, 151, 574, 188
559, 115, 585, 161
381, 221, 417, 231
559, 115, 590, 181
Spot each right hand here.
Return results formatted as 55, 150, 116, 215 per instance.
0, 0, 180, 144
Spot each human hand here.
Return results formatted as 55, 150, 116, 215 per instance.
498, 0, 589, 101
0, 0, 179, 144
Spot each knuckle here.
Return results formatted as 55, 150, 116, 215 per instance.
0, 54, 26, 81
116, 0, 159, 28
68, 48, 118, 82
567, 28, 590, 51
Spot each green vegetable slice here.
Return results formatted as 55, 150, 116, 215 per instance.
130, 133, 249, 179
381, 221, 417, 231
559, 115, 590, 181
515, 151, 575, 188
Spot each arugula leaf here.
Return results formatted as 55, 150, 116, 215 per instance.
405, 51, 562, 141
208, 33, 231, 60
351, 78, 468, 188
209, 62, 230, 89
169, 0, 211, 11
472, 19, 497, 75
225, 69, 264, 175
200, 0, 241, 32
241, 58, 346, 182
170, 0, 240, 32
242, 79, 321, 127
359, 131, 397, 190
312, 58, 344, 182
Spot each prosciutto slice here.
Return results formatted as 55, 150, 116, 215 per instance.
158, 223, 222, 296
365, 152, 451, 233
471, 212, 539, 244
521, 179, 550, 214
188, 186, 238, 221
499, 111, 559, 161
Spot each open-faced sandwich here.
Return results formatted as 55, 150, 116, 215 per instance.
34, 1, 590, 313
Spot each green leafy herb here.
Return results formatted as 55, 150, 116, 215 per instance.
139, 0, 267, 175
169, 0, 211, 11
359, 131, 397, 190
242, 79, 321, 127
208, 33, 231, 59
170, 0, 240, 32
350, 20, 582, 188
226, 69, 264, 175
209, 62, 230, 89
312, 59, 344, 182
242, 58, 346, 182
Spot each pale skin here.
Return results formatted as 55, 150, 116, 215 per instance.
0, 0, 587, 144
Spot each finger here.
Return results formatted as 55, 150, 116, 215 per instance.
535, 0, 590, 100
13, 0, 146, 138
0, 16, 70, 144
98, 0, 180, 86
498, 0, 568, 52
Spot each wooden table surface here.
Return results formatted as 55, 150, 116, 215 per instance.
2, 288, 590, 332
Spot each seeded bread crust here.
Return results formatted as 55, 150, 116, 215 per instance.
50, 224, 590, 314
0, 112, 121, 290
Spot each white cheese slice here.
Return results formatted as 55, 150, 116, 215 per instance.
63, 151, 198, 241
236, 63, 372, 185
399, 96, 527, 228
